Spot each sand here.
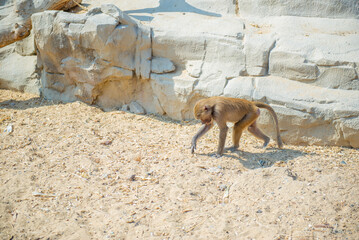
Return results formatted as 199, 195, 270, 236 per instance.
0, 89, 358, 239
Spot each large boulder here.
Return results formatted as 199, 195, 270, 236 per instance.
0, 44, 39, 94
32, 4, 172, 111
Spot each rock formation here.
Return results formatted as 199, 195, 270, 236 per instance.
0, 0, 81, 48
0, 0, 81, 93
1, 0, 359, 148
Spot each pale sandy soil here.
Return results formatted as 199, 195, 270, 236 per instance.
0, 89, 358, 240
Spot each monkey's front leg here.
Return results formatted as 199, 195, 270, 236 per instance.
216, 125, 228, 156
191, 123, 213, 154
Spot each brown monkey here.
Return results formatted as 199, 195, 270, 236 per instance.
191, 96, 283, 156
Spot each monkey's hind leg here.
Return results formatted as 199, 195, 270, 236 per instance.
248, 121, 270, 148
232, 112, 259, 150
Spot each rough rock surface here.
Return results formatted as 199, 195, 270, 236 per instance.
0, 0, 81, 48
239, 0, 359, 19
0, 44, 39, 94
129, 101, 146, 115
1, 0, 359, 148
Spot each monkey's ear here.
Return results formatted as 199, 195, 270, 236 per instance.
204, 105, 211, 111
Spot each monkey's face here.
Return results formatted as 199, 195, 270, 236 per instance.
194, 104, 213, 125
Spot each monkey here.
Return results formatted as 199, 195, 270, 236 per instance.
191, 96, 283, 156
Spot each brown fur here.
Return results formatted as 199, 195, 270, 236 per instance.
191, 96, 283, 156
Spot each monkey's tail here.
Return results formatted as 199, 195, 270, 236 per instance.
254, 102, 283, 148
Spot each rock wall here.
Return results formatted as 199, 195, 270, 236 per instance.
1, 1, 359, 148
0, 0, 81, 93
240, 0, 359, 19
0, 32, 39, 94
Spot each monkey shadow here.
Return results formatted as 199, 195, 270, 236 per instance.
198, 146, 314, 170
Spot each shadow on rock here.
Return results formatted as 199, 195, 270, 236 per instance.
125, 0, 222, 19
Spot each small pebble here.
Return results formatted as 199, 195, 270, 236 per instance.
129, 174, 136, 181
4, 124, 13, 133
219, 184, 227, 191
258, 160, 266, 166
207, 167, 221, 173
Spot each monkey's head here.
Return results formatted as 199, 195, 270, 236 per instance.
194, 101, 213, 125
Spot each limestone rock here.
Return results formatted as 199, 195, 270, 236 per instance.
314, 66, 358, 90
0, 0, 80, 48
2, 1, 358, 148
151, 14, 245, 81
341, 117, 359, 148
121, 104, 129, 111
135, 24, 152, 80
151, 57, 176, 74
129, 101, 146, 115
0, 45, 39, 94
223, 76, 359, 147
186, 60, 202, 78
15, 29, 36, 56
240, 0, 359, 19
101, 4, 138, 26
152, 95, 165, 115
32, 4, 153, 107
244, 34, 275, 76
269, 51, 319, 82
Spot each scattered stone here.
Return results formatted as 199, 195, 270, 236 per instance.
101, 173, 109, 179
101, 140, 113, 146
219, 184, 227, 191
121, 104, 129, 111
151, 57, 176, 74
129, 101, 146, 115
129, 174, 136, 181
4, 124, 13, 133
207, 167, 221, 173
285, 169, 298, 180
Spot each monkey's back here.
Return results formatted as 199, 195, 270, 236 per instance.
202, 96, 257, 123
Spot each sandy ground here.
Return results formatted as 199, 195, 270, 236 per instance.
0, 89, 358, 239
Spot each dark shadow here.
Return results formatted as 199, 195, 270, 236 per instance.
146, 113, 200, 126
0, 97, 64, 110
125, 0, 222, 19
129, 15, 154, 22
196, 146, 313, 170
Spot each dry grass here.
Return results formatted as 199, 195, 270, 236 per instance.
0, 89, 358, 239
